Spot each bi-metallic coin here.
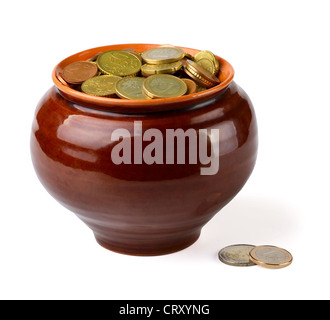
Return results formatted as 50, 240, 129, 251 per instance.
218, 244, 257, 267
249, 245, 293, 269
143, 74, 187, 99
141, 46, 185, 65
115, 77, 147, 100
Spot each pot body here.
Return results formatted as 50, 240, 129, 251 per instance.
31, 81, 257, 255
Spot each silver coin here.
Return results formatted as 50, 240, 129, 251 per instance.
218, 244, 256, 267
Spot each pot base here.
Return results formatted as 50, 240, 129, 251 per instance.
94, 231, 201, 256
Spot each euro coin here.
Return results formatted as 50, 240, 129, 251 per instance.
194, 50, 220, 75
141, 46, 185, 65
58, 45, 225, 100
62, 61, 98, 84
184, 59, 220, 88
196, 58, 215, 75
182, 78, 197, 94
218, 244, 257, 267
57, 73, 69, 86
143, 74, 187, 99
122, 48, 143, 62
81, 75, 121, 97
97, 50, 142, 77
196, 85, 207, 92
181, 57, 188, 67
249, 245, 293, 269
141, 61, 182, 75
115, 77, 147, 100
184, 52, 194, 60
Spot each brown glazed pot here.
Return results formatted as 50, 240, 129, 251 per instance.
31, 44, 258, 256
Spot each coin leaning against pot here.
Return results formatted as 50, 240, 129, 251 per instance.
58, 45, 221, 100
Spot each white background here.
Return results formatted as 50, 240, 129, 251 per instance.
1, 0, 329, 300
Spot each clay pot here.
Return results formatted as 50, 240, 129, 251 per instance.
30, 44, 258, 256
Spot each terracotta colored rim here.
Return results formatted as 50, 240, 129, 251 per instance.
52, 44, 235, 113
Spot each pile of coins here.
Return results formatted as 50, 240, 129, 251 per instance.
58, 45, 221, 100
218, 244, 293, 269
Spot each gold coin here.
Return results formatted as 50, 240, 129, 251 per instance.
184, 59, 220, 88
196, 85, 207, 92
141, 61, 182, 75
141, 46, 185, 65
218, 244, 257, 267
184, 52, 194, 60
122, 48, 143, 62
196, 58, 215, 75
249, 245, 293, 269
81, 75, 121, 97
115, 77, 147, 100
97, 50, 142, 77
143, 74, 187, 99
194, 50, 220, 75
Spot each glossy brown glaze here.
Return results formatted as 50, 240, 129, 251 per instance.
31, 44, 258, 256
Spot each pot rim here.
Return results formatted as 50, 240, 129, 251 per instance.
52, 43, 235, 113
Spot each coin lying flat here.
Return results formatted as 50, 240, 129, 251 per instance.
97, 50, 142, 77
122, 48, 143, 62
81, 75, 121, 97
218, 244, 257, 267
143, 74, 187, 99
249, 245, 293, 269
141, 61, 182, 75
115, 77, 147, 100
141, 46, 185, 64
62, 61, 98, 84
